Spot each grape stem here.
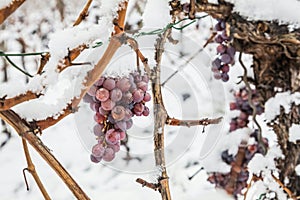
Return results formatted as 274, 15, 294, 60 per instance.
0, 0, 27, 25
22, 138, 51, 200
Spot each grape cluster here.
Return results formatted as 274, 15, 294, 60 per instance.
229, 87, 264, 132
207, 88, 267, 199
211, 19, 236, 82
208, 130, 269, 198
83, 72, 151, 163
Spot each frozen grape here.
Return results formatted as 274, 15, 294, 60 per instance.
115, 121, 127, 132
103, 78, 116, 90
221, 64, 230, 73
213, 72, 222, 80
221, 54, 232, 64
92, 143, 105, 157
133, 89, 144, 103
95, 88, 109, 102
90, 154, 101, 163
108, 143, 120, 152
116, 77, 131, 92
227, 46, 236, 58
87, 85, 98, 96
143, 93, 151, 102
105, 129, 120, 145
94, 77, 105, 86
90, 102, 100, 112
101, 99, 116, 111
212, 58, 221, 69
143, 106, 150, 116
215, 35, 224, 43
110, 88, 123, 102
102, 147, 115, 162
217, 44, 227, 54
133, 103, 145, 116
137, 81, 148, 92
121, 92, 133, 104
99, 107, 109, 116
83, 94, 93, 103
94, 112, 105, 124
93, 124, 104, 136
126, 119, 133, 129
221, 73, 229, 82
111, 105, 125, 121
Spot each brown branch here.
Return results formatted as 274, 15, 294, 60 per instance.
0, 0, 27, 25
127, 37, 151, 75
37, 53, 50, 75
113, 1, 128, 34
151, 26, 174, 200
73, 0, 93, 26
22, 138, 51, 200
136, 178, 159, 191
57, 44, 89, 72
194, 2, 232, 19
271, 173, 296, 200
189, 0, 195, 19
225, 140, 247, 194
0, 109, 90, 199
166, 117, 222, 127
0, 91, 40, 111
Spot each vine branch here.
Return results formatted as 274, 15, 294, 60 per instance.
73, 0, 93, 26
22, 138, 51, 200
0, 0, 27, 24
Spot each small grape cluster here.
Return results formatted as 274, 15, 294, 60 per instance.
211, 19, 236, 82
207, 88, 267, 198
208, 130, 269, 198
83, 72, 151, 163
229, 87, 264, 132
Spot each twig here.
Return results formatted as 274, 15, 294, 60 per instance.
243, 174, 262, 200
73, 0, 93, 26
0, 0, 27, 25
194, 2, 232, 19
0, 109, 90, 199
22, 138, 51, 200
126, 37, 151, 74
271, 173, 296, 200
136, 178, 160, 191
114, 1, 128, 34
166, 117, 222, 127
37, 53, 50, 74
189, 0, 195, 19
57, 44, 88, 72
0, 91, 40, 111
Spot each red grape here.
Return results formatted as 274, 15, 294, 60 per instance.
95, 88, 109, 102
110, 88, 123, 102
102, 147, 115, 162
101, 99, 116, 111
116, 77, 131, 92
111, 105, 125, 121
103, 78, 116, 90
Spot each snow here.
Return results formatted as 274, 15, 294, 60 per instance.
226, 0, 300, 27
141, 0, 171, 29
265, 92, 300, 121
296, 165, 300, 176
248, 145, 283, 175
289, 124, 300, 143
0, 0, 14, 9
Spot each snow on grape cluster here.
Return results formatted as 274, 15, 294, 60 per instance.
83, 71, 151, 163
211, 19, 236, 82
207, 87, 268, 198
